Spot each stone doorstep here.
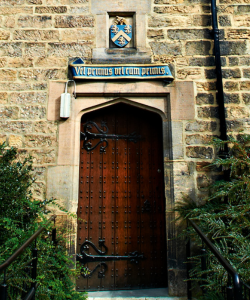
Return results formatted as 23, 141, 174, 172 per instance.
88, 298, 187, 300
87, 289, 187, 300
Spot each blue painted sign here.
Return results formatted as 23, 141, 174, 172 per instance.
70, 60, 173, 80
110, 25, 132, 47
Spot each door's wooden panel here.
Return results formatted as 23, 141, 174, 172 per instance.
77, 103, 167, 291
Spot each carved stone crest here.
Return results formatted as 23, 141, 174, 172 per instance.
110, 16, 132, 48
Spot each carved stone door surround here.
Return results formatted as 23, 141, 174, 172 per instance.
46, 80, 195, 296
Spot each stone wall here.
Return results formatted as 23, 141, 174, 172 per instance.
148, 0, 250, 202
0, 0, 94, 200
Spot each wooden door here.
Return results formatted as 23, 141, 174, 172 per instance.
77, 103, 167, 291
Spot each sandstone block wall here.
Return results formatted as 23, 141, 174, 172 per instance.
0, 0, 249, 204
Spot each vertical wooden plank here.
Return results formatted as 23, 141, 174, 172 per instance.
101, 106, 116, 290
86, 113, 103, 290
114, 104, 128, 289
77, 119, 90, 291
127, 106, 141, 289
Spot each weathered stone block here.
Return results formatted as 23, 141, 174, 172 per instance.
0, 7, 32, 14
0, 83, 32, 91
70, 0, 89, 3
220, 41, 247, 56
219, 15, 231, 26
185, 120, 217, 132
0, 69, 17, 81
223, 93, 240, 104
33, 83, 47, 90
147, 29, 164, 40
192, 14, 211, 26
9, 135, 22, 147
27, 0, 42, 4
0, 0, 25, 5
185, 134, 213, 145
33, 121, 57, 134
31, 166, 46, 181
0, 58, 7, 67
154, 5, 201, 14
0, 106, 19, 119
69, 6, 89, 13
224, 81, 239, 91
226, 107, 249, 119
177, 68, 202, 80
197, 106, 219, 119
243, 69, 250, 78
197, 82, 217, 91
24, 134, 57, 148
0, 92, 8, 104
55, 16, 94, 28
14, 30, 59, 41
150, 42, 182, 56
242, 93, 250, 104
7, 57, 33, 68
47, 42, 92, 57
228, 56, 239, 66
186, 146, 213, 159
239, 57, 250, 66
237, 5, 250, 13
196, 93, 214, 105
31, 149, 56, 164
189, 57, 214, 67
234, 15, 250, 27
168, 29, 211, 40
204, 68, 216, 79
148, 16, 191, 28
24, 43, 46, 58
0, 120, 33, 133
227, 29, 250, 39
9, 92, 47, 105
0, 43, 22, 57
0, 30, 10, 40
60, 28, 94, 41
18, 16, 52, 28
35, 6, 67, 13
19, 68, 67, 81
240, 81, 250, 90
4, 16, 15, 28
35, 57, 67, 67
222, 68, 241, 79
226, 120, 244, 132
20, 106, 46, 119
185, 41, 211, 55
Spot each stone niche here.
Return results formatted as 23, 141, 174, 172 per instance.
91, 0, 152, 63
46, 79, 196, 297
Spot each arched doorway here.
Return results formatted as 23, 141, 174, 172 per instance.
76, 103, 167, 291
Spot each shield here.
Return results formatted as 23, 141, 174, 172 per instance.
110, 25, 132, 48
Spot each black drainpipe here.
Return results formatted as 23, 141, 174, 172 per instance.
211, 0, 229, 177
211, 0, 228, 143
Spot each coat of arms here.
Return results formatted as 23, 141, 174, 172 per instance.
110, 16, 132, 48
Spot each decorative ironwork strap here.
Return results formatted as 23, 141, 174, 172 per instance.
80, 121, 141, 153
77, 240, 144, 278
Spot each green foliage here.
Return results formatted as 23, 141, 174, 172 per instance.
174, 135, 250, 299
0, 144, 86, 299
